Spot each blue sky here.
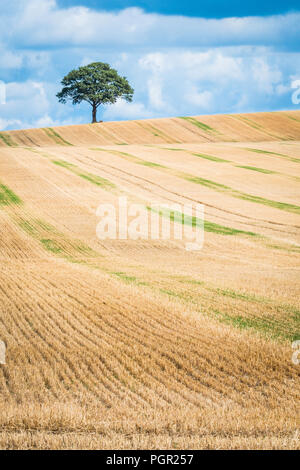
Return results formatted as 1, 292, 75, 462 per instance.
59, 1, 300, 18
0, 0, 299, 130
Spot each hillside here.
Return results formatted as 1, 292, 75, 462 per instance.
0, 110, 299, 449
1, 110, 300, 147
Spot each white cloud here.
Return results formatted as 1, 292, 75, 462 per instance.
5, 80, 49, 109
147, 76, 168, 110
0, 80, 51, 129
184, 87, 213, 110
0, 49, 23, 69
34, 114, 84, 128
139, 53, 170, 110
102, 99, 154, 121
136, 49, 296, 115
1, 0, 299, 50
0, 117, 23, 131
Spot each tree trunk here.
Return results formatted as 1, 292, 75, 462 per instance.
92, 104, 97, 123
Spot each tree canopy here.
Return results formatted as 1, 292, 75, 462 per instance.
56, 62, 134, 123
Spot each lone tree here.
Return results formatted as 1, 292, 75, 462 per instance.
56, 62, 134, 123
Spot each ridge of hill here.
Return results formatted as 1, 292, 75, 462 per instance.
1, 110, 300, 147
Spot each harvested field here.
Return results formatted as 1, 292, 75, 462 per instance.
0, 110, 299, 449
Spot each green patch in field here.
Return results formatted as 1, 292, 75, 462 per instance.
236, 116, 263, 131
139, 161, 166, 168
110, 271, 149, 287
43, 128, 72, 146
179, 278, 205, 286
159, 288, 195, 303
285, 114, 300, 123
74, 241, 98, 256
110, 150, 133, 157
52, 159, 76, 169
90, 149, 300, 215
112, 271, 137, 283
160, 288, 180, 298
235, 116, 287, 140
192, 153, 230, 162
204, 220, 257, 237
165, 147, 242, 164
236, 165, 275, 174
0, 132, 18, 147
179, 116, 217, 133
18, 220, 35, 235
18, 217, 57, 238
41, 238, 62, 254
212, 287, 266, 303
0, 183, 22, 206
185, 175, 228, 191
266, 243, 300, 253
243, 147, 300, 163
135, 121, 178, 142
148, 206, 259, 238
237, 193, 300, 214
158, 279, 299, 341
213, 310, 299, 342
91, 148, 167, 169
146, 124, 173, 141
184, 174, 300, 215
78, 172, 115, 189
17, 215, 99, 260
52, 159, 115, 190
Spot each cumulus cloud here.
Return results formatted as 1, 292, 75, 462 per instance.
0, 117, 23, 131
2, 0, 300, 50
34, 114, 84, 128
102, 99, 154, 121
184, 87, 213, 110
136, 49, 296, 114
0, 80, 57, 129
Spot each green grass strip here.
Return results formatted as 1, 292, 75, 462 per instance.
90, 148, 167, 169
134, 121, 179, 143
92, 147, 299, 215
112, 272, 137, 283
52, 159, 75, 169
243, 147, 300, 163
213, 310, 299, 342
148, 206, 258, 237
52, 159, 115, 190
40, 238, 63, 254
285, 114, 300, 123
236, 165, 275, 174
43, 128, 72, 146
0, 183, 22, 206
18, 216, 98, 258
159, 286, 298, 342
163, 147, 295, 178
237, 193, 300, 214
179, 116, 217, 133
185, 175, 300, 214
0, 132, 18, 147
192, 152, 230, 162
78, 172, 115, 188
235, 116, 283, 140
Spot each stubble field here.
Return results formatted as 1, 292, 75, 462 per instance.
0, 110, 299, 449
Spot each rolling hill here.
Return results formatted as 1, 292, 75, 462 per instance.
0, 110, 299, 449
